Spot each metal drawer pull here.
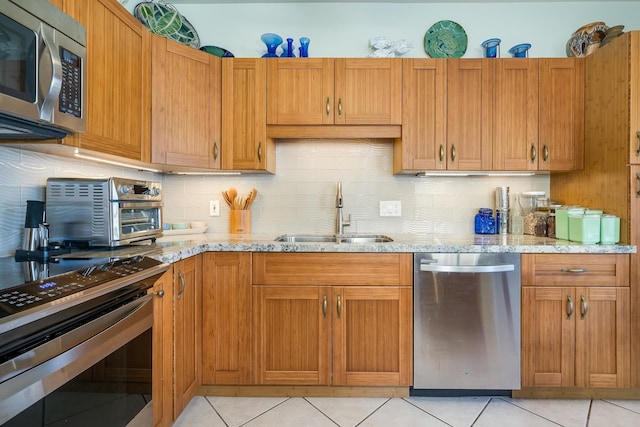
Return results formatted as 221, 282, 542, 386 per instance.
337, 294, 342, 318
451, 144, 456, 162
257, 142, 262, 163
636, 131, 640, 157
530, 144, 537, 162
177, 270, 186, 300
567, 295, 574, 319
580, 294, 588, 319
213, 141, 219, 161
543, 144, 549, 163
561, 268, 588, 273
326, 97, 331, 117
322, 294, 327, 318
338, 97, 343, 117
420, 264, 514, 273
439, 144, 445, 163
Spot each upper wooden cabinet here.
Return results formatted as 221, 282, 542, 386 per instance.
222, 59, 275, 173
395, 58, 492, 173
61, 0, 151, 161
267, 58, 402, 126
151, 35, 221, 170
492, 58, 584, 171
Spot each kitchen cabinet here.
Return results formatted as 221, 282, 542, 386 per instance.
221, 58, 275, 173
520, 254, 630, 391
493, 58, 584, 171
152, 268, 174, 427
151, 35, 221, 170
173, 255, 203, 416
61, 0, 151, 161
252, 253, 412, 386
267, 58, 402, 126
550, 31, 640, 387
395, 58, 492, 173
202, 252, 252, 384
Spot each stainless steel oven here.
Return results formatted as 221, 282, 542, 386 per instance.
46, 177, 163, 247
0, 255, 169, 426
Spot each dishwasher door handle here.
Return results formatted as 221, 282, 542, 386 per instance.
419, 263, 515, 273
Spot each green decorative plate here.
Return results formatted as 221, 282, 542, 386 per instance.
134, 1, 200, 49
424, 20, 467, 58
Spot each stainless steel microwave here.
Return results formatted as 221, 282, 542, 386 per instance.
0, 0, 86, 139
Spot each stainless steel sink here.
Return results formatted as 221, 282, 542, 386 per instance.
274, 234, 393, 243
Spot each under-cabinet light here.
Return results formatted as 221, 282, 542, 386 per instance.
169, 171, 242, 176
416, 171, 538, 177
73, 149, 162, 173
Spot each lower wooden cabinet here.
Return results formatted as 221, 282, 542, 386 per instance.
202, 252, 252, 384
252, 253, 413, 386
152, 268, 174, 427
521, 254, 630, 390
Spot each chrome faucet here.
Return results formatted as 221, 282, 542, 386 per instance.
335, 182, 351, 235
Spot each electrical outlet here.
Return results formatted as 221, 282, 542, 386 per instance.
209, 200, 220, 216
380, 201, 401, 217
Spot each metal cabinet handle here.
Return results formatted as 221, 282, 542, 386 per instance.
439, 144, 445, 163
336, 294, 342, 318
177, 270, 185, 300
338, 97, 343, 118
636, 131, 640, 157
530, 144, 537, 163
326, 97, 331, 117
567, 294, 574, 319
637, 173, 640, 198
580, 294, 589, 319
155, 289, 165, 298
257, 142, 262, 163
213, 141, 219, 161
561, 268, 588, 273
322, 294, 327, 318
543, 144, 549, 163
451, 144, 456, 162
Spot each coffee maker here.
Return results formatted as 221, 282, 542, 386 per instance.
15, 200, 69, 261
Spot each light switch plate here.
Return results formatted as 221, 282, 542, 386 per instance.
209, 200, 220, 216
380, 201, 401, 217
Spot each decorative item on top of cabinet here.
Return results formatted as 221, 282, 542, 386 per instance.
394, 58, 492, 173
134, 0, 200, 48
518, 254, 630, 397
266, 58, 402, 131
61, 0, 151, 161
252, 253, 413, 386
151, 34, 221, 170
221, 58, 275, 172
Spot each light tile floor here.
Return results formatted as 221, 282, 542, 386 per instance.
171, 396, 640, 427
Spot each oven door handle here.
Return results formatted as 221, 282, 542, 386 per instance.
419, 263, 515, 273
0, 295, 153, 425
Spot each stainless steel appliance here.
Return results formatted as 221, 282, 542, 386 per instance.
0, 0, 86, 139
413, 253, 521, 393
46, 177, 163, 247
0, 255, 169, 425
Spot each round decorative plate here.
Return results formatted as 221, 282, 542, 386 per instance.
424, 20, 468, 58
200, 45, 235, 58
134, 1, 200, 49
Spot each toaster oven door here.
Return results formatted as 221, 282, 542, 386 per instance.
111, 201, 162, 246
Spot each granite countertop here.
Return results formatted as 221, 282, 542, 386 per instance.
80, 232, 636, 264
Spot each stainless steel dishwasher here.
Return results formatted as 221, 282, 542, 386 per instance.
413, 253, 521, 394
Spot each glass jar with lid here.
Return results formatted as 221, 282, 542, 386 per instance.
474, 208, 496, 234
533, 211, 548, 237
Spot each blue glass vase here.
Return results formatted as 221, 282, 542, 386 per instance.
280, 37, 295, 57
261, 33, 282, 57
481, 38, 501, 58
299, 37, 310, 57
509, 43, 531, 58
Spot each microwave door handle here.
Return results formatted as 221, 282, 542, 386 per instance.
38, 24, 63, 122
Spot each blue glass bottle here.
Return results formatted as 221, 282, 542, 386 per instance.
475, 208, 496, 234
481, 38, 501, 58
299, 37, 310, 57
280, 38, 295, 57
509, 43, 532, 58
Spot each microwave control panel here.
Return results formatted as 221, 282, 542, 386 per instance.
58, 47, 82, 118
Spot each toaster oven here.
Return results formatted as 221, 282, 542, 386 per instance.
46, 177, 162, 247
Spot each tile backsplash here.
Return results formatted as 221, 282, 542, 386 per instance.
0, 141, 550, 257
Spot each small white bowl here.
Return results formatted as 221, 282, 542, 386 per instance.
189, 221, 207, 229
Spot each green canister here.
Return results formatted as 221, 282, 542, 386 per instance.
600, 215, 620, 244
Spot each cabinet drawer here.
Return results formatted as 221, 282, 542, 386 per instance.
252, 253, 412, 286
522, 254, 629, 287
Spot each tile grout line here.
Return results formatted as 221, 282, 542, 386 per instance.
401, 397, 455, 426
354, 398, 391, 427
302, 397, 344, 427
496, 397, 566, 426
203, 396, 230, 427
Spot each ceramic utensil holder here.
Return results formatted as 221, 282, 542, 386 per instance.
230, 210, 251, 234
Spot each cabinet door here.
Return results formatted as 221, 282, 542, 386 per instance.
332, 286, 412, 386
173, 255, 202, 415
267, 58, 334, 125
152, 268, 174, 427
493, 59, 539, 171
446, 59, 493, 170
521, 287, 575, 387
222, 59, 275, 172
62, 0, 150, 161
539, 58, 584, 171
202, 253, 251, 384
253, 286, 331, 384
575, 287, 630, 388
151, 36, 221, 169
395, 59, 447, 172
334, 58, 402, 125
